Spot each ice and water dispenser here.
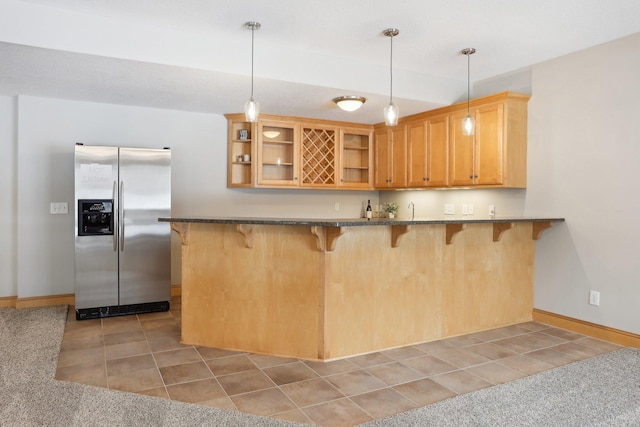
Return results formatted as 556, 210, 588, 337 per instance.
77, 199, 114, 236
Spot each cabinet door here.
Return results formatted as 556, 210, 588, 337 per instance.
407, 120, 428, 187
339, 127, 372, 188
426, 114, 449, 187
449, 111, 476, 186
374, 129, 391, 187
475, 103, 504, 185
257, 121, 299, 186
390, 126, 407, 187
300, 125, 338, 187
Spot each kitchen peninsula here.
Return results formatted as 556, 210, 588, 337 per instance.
161, 216, 563, 361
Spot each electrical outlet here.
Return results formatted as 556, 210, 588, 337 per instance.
489, 205, 496, 217
50, 202, 68, 215
334, 202, 340, 211
462, 204, 469, 215
589, 290, 600, 306
444, 204, 455, 215
468, 204, 474, 215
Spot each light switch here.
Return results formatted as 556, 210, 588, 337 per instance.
50, 202, 69, 214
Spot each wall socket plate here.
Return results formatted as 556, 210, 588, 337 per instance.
50, 202, 68, 215
444, 204, 455, 215
589, 290, 600, 306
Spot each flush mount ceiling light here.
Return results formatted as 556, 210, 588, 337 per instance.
460, 47, 476, 136
244, 21, 261, 122
332, 95, 367, 112
383, 28, 400, 126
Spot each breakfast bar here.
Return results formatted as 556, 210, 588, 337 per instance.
161, 216, 563, 361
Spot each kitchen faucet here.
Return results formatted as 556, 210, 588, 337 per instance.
408, 202, 415, 221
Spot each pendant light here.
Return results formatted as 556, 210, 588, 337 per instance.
383, 28, 399, 126
244, 21, 261, 122
460, 47, 476, 136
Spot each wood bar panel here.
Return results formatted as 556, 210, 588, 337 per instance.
176, 221, 537, 361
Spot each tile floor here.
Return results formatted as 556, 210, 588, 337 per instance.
56, 297, 621, 426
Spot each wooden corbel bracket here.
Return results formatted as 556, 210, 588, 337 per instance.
446, 223, 466, 245
171, 222, 190, 246
391, 225, 411, 248
311, 226, 344, 252
493, 222, 514, 242
532, 221, 553, 240
236, 224, 254, 248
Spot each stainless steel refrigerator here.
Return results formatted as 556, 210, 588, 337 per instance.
74, 144, 171, 320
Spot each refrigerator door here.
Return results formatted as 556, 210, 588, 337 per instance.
118, 147, 171, 306
74, 145, 119, 310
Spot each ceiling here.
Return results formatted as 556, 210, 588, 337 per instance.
1, 0, 639, 123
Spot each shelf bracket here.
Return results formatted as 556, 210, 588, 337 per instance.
171, 222, 190, 246
311, 226, 344, 252
236, 224, 254, 248
391, 225, 411, 248
532, 221, 553, 240
493, 222, 514, 242
446, 223, 466, 245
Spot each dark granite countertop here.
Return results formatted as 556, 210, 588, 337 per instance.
159, 216, 565, 227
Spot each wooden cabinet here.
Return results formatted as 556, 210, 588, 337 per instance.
226, 91, 528, 190
407, 115, 449, 187
227, 114, 373, 189
339, 127, 373, 188
226, 114, 256, 187
374, 125, 407, 188
257, 119, 300, 186
449, 94, 528, 188
300, 123, 338, 187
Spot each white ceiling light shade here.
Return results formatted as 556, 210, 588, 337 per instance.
333, 95, 366, 112
460, 47, 476, 136
244, 21, 261, 123
383, 28, 400, 126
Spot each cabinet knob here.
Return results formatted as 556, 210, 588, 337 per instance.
469, 175, 473, 179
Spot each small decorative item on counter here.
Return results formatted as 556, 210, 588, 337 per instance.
384, 202, 398, 219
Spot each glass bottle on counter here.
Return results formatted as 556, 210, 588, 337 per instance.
366, 200, 372, 220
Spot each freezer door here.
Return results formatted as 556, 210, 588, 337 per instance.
74, 145, 119, 309
118, 147, 171, 306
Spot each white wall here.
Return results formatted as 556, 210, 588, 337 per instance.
6, 95, 375, 298
0, 96, 16, 297
526, 33, 640, 334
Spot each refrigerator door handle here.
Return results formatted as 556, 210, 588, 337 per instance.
120, 180, 125, 251
112, 180, 118, 252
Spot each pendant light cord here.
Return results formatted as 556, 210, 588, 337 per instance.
389, 34, 394, 104
466, 50, 470, 114
250, 25, 255, 99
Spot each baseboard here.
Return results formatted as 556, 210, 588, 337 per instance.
16, 294, 75, 309
0, 296, 18, 308
2, 285, 181, 309
533, 309, 640, 348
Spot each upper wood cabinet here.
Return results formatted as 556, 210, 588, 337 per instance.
257, 119, 300, 186
449, 94, 528, 188
226, 114, 257, 187
407, 115, 449, 187
300, 123, 338, 188
339, 127, 373, 189
226, 92, 529, 190
374, 125, 407, 188
227, 114, 373, 189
